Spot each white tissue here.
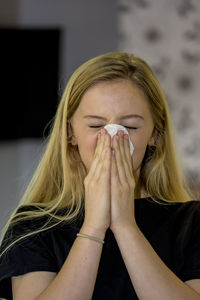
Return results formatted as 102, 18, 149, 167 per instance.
104, 124, 134, 155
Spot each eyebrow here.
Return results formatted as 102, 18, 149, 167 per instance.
83, 114, 144, 121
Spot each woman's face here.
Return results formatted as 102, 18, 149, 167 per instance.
69, 79, 155, 175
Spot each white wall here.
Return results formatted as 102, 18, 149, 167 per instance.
0, 140, 45, 231
0, 0, 117, 232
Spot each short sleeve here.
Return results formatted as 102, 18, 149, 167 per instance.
180, 202, 200, 282
0, 209, 59, 300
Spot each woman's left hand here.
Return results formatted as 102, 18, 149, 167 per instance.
110, 131, 137, 233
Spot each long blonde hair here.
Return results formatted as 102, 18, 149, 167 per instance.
0, 52, 195, 256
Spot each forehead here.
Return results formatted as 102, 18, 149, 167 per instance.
75, 79, 152, 119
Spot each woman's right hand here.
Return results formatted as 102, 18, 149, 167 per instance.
83, 129, 111, 234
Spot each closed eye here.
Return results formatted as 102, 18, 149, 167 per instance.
89, 126, 138, 130
125, 126, 138, 130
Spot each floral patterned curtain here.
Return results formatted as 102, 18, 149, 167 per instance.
118, 0, 200, 188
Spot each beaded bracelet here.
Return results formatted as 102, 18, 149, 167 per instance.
77, 233, 105, 244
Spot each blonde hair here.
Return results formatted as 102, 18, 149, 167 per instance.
0, 52, 195, 257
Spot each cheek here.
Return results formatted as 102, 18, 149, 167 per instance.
77, 135, 98, 172
130, 136, 148, 171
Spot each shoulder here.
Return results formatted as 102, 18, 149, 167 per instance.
0, 204, 83, 256
0, 205, 83, 279
7, 204, 83, 232
2, 205, 54, 240
161, 199, 200, 223
136, 197, 200, 212
135, 197, 200, 232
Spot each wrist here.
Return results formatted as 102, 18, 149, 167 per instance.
80, 222, 107, 240
111, 222, 140, 237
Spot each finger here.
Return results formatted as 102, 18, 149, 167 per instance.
112, 134, 127, 183
101, 145, 111, 188
124, 134, 136, 178
86, 131, 106, 181
113, 132, 125, 157
111, 147, 119, 185
118, 131, 126, 157
114, 132, 134, 180
95, 132, 111, 181
93, 131, 105, 159
89, 132, 111, 182
118, 132, 130, 180
123, 134, 134, 176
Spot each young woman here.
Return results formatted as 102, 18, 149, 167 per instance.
0, 52, 200, 300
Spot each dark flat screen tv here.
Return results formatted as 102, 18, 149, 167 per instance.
0, 28, 60, 139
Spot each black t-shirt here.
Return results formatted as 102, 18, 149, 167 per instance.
0, 197, 200, 300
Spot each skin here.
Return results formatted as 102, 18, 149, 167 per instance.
68, 78, 156, 231
69, 79, 155, 176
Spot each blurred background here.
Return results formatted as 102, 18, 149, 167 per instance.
0, 0, 199, 233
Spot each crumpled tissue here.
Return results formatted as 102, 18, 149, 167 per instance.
104, 124, 134, 155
